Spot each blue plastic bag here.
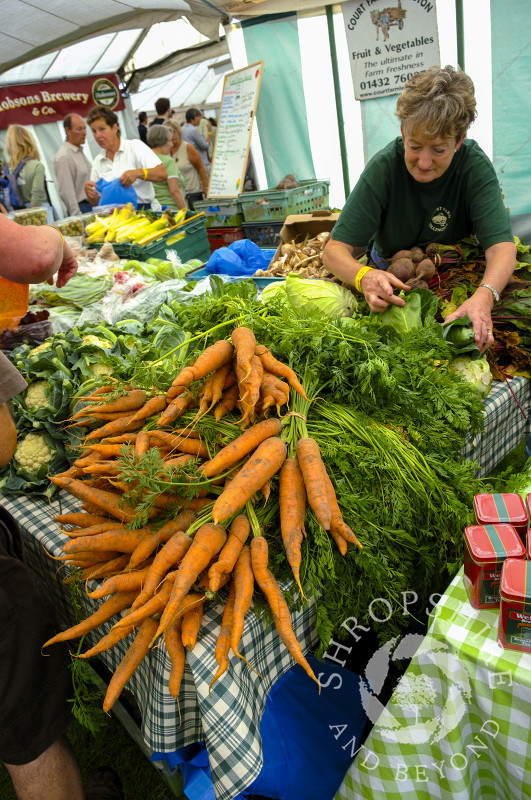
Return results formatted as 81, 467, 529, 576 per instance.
205, 239, 275, 276
95, 177, 137, 208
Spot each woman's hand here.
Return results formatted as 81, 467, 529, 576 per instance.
360, 269, 410, 311
443, 293, 494, 354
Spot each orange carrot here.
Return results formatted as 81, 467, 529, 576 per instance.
80, 389, 147, 416
212, 437, 287, 525
127, 511, 195, 571
209, 363, 233, 408
295, 438, 331, 531
180, 596, 206, 650
82, 462, 122, 478
49, 476, 139, 523
129, 395, 167, 424
61, 526, 153, 556
53, 512, 110, 527
113, 574, 177, 629
84, 414, 144, 442
165, 617, 186, 699
250, 536, 320, 690
157, 392, 195, 426
41, 590, 138, 648
200, 419, 282, 479
76, 620, 139, 659
148, 431, 208, 458
324, 472, 363, 550
101, 434, 138, 444
214, 384, 239, 421
135, 431, 151, 457
87, 565, 152, 599
85, 444, 130, 458
130, 530, 194, 610
103, 616, 159, 713
279, 457, 306, 596
208, 514, 250, 592
209, 582, 236, 693
63, 522, 122, 538
255, 344, 307, 399
152, 524, 227, 642
80, 554, 131, 581
73, 452, 103, 468
237, 354, 263, 428
166, 340, 234, 401
232, 327, 256, 381
230, 546, 255, 665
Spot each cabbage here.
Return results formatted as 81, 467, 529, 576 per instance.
284, 274, 357, 319
260, 281, 289, 307
449, 355, 492, 397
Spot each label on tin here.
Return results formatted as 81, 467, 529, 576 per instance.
481, 570, 501, 604
505, 608, 531, 644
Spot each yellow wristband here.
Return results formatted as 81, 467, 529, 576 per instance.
354, 266, 373, 293
46, 225, 65, 245
142, 168, 148, 180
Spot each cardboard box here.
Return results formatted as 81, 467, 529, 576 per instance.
271, 211, 339, 262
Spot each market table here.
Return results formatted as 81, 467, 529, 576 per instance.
0, 376, 529, 799
334, 567, 531, 800
0, 492, 318, 800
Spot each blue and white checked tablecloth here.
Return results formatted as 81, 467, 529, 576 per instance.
334, 568, 531, 800
1, 377, 529, 800
0, 492, 318, 800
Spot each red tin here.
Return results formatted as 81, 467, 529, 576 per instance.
473, 493, 528, 545
498, 558, 531, 653
463, 524, 525, 609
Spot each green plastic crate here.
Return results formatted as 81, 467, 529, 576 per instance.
239, 180, 330, 222
193, 199, 244, 227
95, 213, 211, 264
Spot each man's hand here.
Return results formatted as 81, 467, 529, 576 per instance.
46, 240, 78, 288
85, 181, 100, 205
120, 170, 140, 188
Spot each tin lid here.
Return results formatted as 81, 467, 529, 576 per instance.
500, 558, 531, 606
474, 493, 528, 526
464, 524, 525, 563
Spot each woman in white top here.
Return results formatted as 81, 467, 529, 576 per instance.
163, 118, 209, 210
84, 107, 167, 210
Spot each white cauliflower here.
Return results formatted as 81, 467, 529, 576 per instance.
14, 432, 52, 475
29, 341, 53, 356
82, 335, 112, 350
24, 380, 49, 410
89, 362, 114, 377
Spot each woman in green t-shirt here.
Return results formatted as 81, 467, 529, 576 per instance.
323, 65, 516, 354
147, 125, 186, 210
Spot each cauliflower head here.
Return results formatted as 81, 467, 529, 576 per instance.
24, 380, 49, 410
14, 432, 52, 476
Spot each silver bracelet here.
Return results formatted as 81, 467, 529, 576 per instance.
478, 283, 500, 303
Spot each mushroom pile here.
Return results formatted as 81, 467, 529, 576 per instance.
254, 231, 333, 279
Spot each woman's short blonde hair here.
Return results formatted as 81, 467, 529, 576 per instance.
5, 124, 40, 171
163, 118, 182, 138
395, 65, 477, 140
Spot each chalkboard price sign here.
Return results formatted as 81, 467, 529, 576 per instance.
207, 61, 264, 199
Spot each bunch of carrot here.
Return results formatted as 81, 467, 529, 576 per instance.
45, 326, 362, 709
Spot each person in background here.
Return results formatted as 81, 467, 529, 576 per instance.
53, 114, 92, 216
4, 124, 48, 209
84, 106, 167, 211
322, 65, 516, 353
207, 116, 217, 160
137, 111, 148, 144
163, 118, 209, 210
0, 215, 125, 800
181, 108, 211, 175
149, 97, 172, 127
147, 124, 186, 210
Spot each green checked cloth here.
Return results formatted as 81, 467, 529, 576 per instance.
0, 492, 318, 800
335, 568, 531, 800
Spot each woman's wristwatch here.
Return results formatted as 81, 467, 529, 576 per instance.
478, 283, 500, 302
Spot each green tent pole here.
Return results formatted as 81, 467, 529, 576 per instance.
326, 4, 350, 200
455, 0, 465, 70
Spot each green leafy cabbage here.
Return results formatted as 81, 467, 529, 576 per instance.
284, 274, 357, 318
449, 355, 492, 397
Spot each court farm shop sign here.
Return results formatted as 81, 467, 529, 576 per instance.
342, 0, 440, 100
